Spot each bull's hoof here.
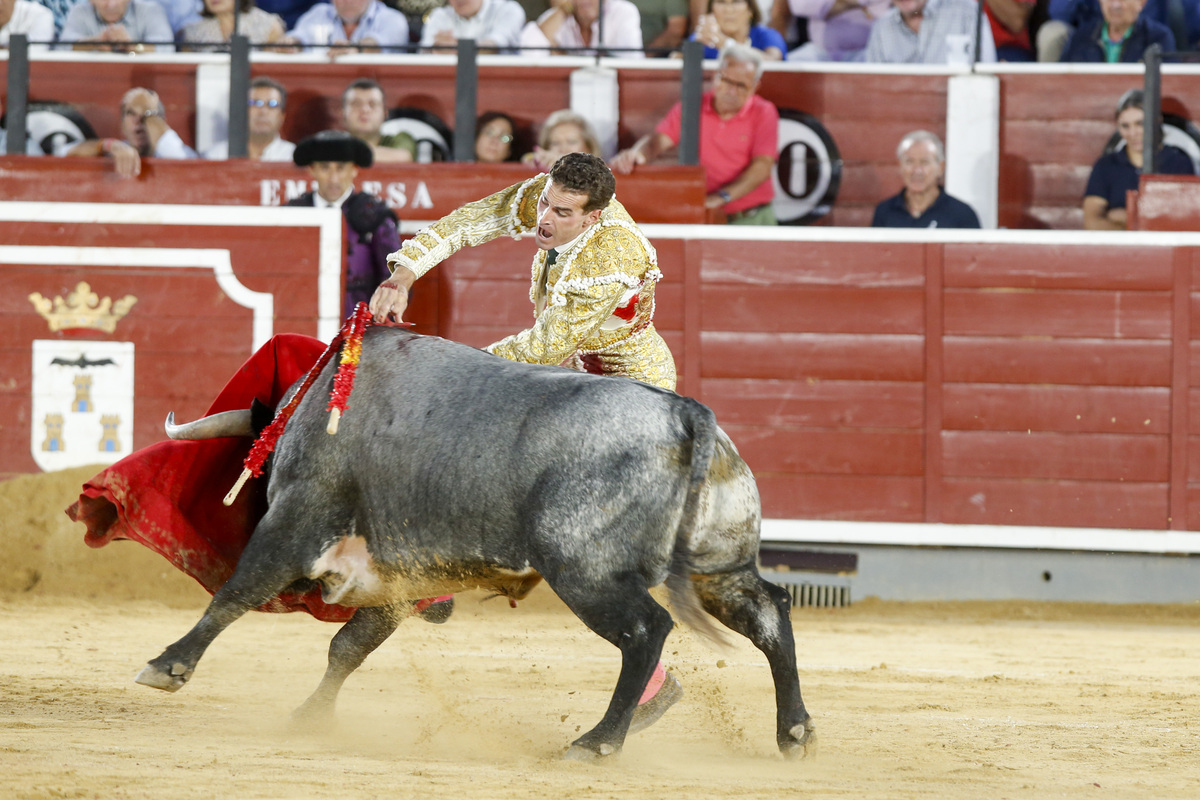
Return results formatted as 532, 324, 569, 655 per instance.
628, 671, 682, 734
563, 742, 619, 761
779, 718, 816, 760
134, 661, 191, 692
290, 698, 336, 727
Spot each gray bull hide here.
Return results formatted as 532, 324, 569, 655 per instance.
138, 327, 814, 760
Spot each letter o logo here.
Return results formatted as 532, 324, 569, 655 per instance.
772, 109, 842, 226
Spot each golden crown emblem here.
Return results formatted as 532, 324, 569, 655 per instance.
29, 282, 138, 334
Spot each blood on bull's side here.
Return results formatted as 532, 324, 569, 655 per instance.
137, 325, 815, 760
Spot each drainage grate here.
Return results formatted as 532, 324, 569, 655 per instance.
786, 583, 851, 608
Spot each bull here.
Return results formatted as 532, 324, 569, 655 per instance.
138, 326, 815, 760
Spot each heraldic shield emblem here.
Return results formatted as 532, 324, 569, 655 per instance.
30, 340, 135, 472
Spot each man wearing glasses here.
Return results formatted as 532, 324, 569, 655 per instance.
204, 77, 296, 162
609, 43, 778, 224
60, 86, 197, 178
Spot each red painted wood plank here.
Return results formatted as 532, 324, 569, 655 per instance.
944, 338, 1171, 386
945, 384, 1170, 433
726, 425, 924, 476
700, 241, 927, 286
943, 430, 1170, 481
705, 285, 925, 334
757, 474, 925, 522
924, 242, 944, 523
941, 477, 1168, 529
702, 332, 924, 381
945, 288, 1172, 338
701, 378, 924, 429
1002, 118, 1113, 164
944, 244, 1174, 290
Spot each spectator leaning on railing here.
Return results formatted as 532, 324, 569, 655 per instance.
59, 0, 176, 51
419, 0, 527, 52
0, 0, 55, 48
60, 87, 197, 178
281, 0, 409, 52
519, 0, 646, 56
777, 0, 891, 62
180, 0, 287, 47
610, 43, 780, 225
864, 0, 997, 63
691, 0, 786, 59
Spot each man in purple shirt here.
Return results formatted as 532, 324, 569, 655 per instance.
287, 130, 402, 316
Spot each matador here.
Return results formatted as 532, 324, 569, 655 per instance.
368, 152, 677, 391
368, 151, 683, 729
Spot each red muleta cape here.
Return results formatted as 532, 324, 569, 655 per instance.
66, 333, 356, 623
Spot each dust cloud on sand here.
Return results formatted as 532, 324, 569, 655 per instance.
2, 467, 1199, 799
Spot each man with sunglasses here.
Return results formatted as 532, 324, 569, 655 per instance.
609, 43, 778, 224
204, 77, 296, 162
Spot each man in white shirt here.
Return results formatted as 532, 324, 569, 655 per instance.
864, 0, 997, 63
420, 0, 527, 52
520, 0, 646, 56
205, 77, 297, 162
61, 87, 197, 178
0, 0, 54, 49
59, 0, 176, 52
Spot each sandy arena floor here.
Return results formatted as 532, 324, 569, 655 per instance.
2, 467, 1199, 799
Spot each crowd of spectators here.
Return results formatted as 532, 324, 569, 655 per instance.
2, 0, 1196, 232
3, 0, 1198, 64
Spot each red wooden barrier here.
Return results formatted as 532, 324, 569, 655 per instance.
0, 157, 708, 224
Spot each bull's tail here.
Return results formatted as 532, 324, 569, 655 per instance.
664, 399, 729, 647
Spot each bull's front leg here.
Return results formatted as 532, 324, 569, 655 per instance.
136, 579, 284, 692
292, 604, 405, 725
136, 512, 313, 693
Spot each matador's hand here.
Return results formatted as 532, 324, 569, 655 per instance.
368, 265, 417, 324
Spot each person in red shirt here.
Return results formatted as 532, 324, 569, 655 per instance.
610, 42, 780, 224
983, 0, 1036, 60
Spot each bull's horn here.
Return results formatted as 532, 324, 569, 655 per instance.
164, 409, 254, 440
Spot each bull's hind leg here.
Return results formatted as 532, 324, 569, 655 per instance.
694, 565, 815, 759
553, 573, 675, 760
291, 603, 404, 725
135, 510, 318, 693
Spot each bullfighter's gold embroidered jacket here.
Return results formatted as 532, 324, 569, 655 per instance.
386, 173, 677, 390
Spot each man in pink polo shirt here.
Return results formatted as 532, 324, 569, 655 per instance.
610, 42, 779, 224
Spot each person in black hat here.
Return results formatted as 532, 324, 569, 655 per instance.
288, 130, 401, 316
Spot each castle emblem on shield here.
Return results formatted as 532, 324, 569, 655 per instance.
29, 283, 137, 472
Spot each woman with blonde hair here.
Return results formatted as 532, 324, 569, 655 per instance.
521, 109, 603, 172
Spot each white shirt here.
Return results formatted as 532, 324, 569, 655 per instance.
420, 0, 527, 51
864, 0, 996, 64
204, 136, 297, 161
153, 129, 199, 159
312, 185, 353, 209
520, 0, 645, 58
0, 1, 55, 50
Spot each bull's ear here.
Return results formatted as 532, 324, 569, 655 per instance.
250, 398, 275, 436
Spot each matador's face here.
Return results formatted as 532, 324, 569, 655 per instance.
535, 179, 602, 252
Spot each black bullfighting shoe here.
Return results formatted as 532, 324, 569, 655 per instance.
628, 661, 683, 734
413, 595, 455, 624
